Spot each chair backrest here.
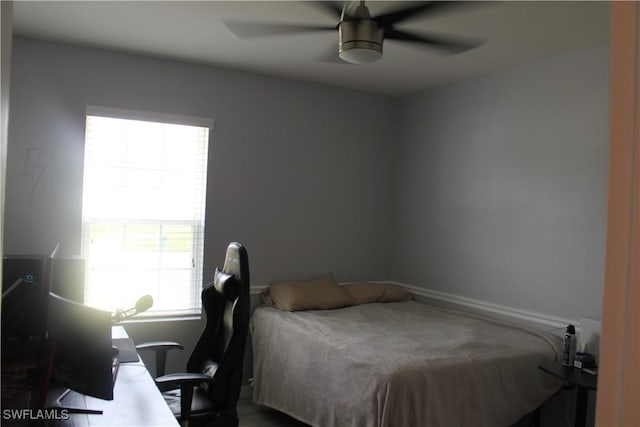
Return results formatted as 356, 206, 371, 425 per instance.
221, 242, 250, 290
186, 242, 250, 409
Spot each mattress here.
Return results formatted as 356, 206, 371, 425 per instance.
251, 301, 562, 427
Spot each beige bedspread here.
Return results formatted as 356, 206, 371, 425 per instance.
251, 301, 562, 427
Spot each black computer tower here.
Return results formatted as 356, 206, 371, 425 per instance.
2, 256, 85, 340
2, 255, 51, 340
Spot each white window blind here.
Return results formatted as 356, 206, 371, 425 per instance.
81, 108, 210, 317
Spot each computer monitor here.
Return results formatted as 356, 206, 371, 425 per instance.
42, 293, 117, 413
49, 256, 85, 304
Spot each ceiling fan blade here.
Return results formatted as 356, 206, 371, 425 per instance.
385, 28, 484, 54
308, 1, 345, 20
315, 43, 349, 64
374, 1, 474, 26
223, 20, 336, 39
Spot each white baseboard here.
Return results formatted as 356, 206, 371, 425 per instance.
387, 281, 577, 333
250, 282, 576, 334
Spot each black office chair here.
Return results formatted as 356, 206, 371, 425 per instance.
137, 242, 250, 427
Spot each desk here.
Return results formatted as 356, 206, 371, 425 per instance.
52, 326, 178, 426
539, 362, 597, 427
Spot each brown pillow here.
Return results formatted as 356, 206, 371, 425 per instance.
340, 282, 386, 305
267, 273, 355, 311
379, 282, 412, 302
342, 282, 411, 305
260, 286, 274, 306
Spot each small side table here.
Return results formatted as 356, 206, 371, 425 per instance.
539, 362, 597, 427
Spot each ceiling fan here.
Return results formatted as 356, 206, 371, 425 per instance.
223, 1, 484, 65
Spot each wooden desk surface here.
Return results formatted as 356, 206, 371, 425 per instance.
84, 362, 177, 426
55, 326, 178, 426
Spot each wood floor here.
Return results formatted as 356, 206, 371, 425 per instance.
237, 391, 309, 427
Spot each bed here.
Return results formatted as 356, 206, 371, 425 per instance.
251, 280, 563, 427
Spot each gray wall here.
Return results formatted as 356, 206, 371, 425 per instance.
5, 37, 395, 282
390, 45, 609, 321
1, 1, 13, 288
5, 36, 610, 372
5, 37, 396, 372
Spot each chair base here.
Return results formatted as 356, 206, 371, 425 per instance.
175, 407, 237, 427
212, 408, 238, 427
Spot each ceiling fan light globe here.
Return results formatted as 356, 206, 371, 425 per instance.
339, 43, 382, 64
338, 19, 383, 64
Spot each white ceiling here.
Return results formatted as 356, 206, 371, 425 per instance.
12, 1, 610, 96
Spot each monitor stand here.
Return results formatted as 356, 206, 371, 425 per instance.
41, 354, 119, 415
45, 387, 103, 414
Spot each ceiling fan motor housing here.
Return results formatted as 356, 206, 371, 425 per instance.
338, 19, 383, 64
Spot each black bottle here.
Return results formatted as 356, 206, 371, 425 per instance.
562, 324, 577, 366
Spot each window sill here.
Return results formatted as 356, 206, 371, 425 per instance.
117, 314, 202, 324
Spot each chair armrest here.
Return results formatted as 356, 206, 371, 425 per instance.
136, 342, 184, 378
155, 372, 214, 387
156, 373, 215, 422
136, 341, 184, 351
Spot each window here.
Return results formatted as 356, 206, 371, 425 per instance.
81, 106, 211, 318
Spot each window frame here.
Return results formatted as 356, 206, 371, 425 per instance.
81, 106, 212, 320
